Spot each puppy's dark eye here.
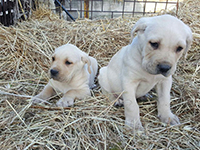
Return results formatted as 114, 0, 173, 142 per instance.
150, 42, 159, 49
65, 61, 72, 65
176, 46, 183, 52
52, 57, 55, 61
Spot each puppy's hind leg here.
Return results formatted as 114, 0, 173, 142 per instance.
98, 67, 114, 98
99, 67, 123, 105
98, 67, 110, 93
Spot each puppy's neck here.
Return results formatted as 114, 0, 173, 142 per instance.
131, 37, 143, 53
69, 67, 89, 85
129, 37, 143, 62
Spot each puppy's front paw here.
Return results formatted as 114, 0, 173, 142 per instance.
125, 119, 144, 131
56, 97, 74, 107
159, 112, 180, 125
32, 95, 51, 104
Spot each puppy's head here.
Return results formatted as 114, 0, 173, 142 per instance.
50, 44, 91, 82
131, 15, 192, 77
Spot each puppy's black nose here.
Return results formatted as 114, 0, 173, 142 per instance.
157, 63, 171, 75
50, 69, 59, 76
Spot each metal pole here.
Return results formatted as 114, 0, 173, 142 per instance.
54, 0, 75, 21
122, 0, 125, 18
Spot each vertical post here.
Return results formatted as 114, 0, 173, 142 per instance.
15, 0, 19, 21
143, 0, 146, 16
70, 0, 72, 10
101, 0, 103, 11
176, 0, 179, 16
80, 0, 82, 18
154, 2, 157, 13
84, 0, 89, 18
132, 0, 136, 17
165, 0, 168, 11
122, 0, 125, 18
91, 0, 93, 19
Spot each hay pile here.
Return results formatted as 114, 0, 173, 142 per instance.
0, 0, 199, 149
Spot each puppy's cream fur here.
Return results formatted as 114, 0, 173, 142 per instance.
98, 15, 192, 129
33, 44, 98, 107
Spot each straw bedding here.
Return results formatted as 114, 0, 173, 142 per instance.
0, 0, 199, 149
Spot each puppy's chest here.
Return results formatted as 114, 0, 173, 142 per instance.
136, 79, 158, 98
50, 79, 71, 93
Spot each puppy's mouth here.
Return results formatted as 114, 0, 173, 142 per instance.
144, 62, 172, 77
156, 63, 172, 77
50, 69, 60, 81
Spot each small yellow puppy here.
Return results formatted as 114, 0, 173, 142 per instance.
98, 15, 192, 130
33, 44, 98, 107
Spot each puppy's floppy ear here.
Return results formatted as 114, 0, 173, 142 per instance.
81, 55, 91, 74
184, 25, 193, 57
131, 17, 148, 41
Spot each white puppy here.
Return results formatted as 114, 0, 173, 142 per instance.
98, 15, 192, 129
33, 44, 98, 107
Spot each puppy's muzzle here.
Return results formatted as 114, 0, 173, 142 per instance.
50, 69, 59, 79
156, 63, 172, 77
